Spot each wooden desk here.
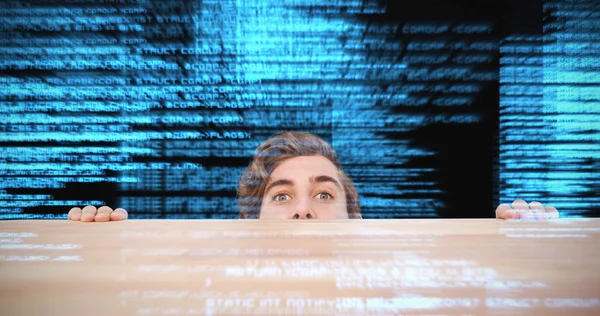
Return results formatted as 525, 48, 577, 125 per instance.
1, 219, 599, 315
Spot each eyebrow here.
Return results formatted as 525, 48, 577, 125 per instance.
265, 175, 343, 194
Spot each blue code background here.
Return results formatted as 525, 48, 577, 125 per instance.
0, 0, 598, 219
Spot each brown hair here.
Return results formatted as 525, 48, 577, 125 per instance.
237, 131, 361, 219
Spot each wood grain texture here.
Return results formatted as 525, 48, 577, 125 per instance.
1, 219, 599, 315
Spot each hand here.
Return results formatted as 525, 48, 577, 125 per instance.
68, 205, 128, 222
496, 199, 559, 221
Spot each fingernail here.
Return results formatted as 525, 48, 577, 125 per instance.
97, 213, 107, 218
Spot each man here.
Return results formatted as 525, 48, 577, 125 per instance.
68, 131, 560, 221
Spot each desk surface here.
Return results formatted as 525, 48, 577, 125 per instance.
1, 219, 599, 316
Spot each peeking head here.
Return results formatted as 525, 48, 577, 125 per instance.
237, 131, 362, 220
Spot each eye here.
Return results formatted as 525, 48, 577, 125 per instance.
272, 193, 291, 202
315, 191, 333, 200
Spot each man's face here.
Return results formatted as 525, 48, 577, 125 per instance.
259, 155, 349, 219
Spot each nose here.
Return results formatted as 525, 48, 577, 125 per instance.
290, 198, 315, 220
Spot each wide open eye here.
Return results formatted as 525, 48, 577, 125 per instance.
273, 193, 291, 202
315, 191, 333, 200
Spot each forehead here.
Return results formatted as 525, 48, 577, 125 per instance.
269, 156, 339, 180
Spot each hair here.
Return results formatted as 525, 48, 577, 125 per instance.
237, 131, 361, 219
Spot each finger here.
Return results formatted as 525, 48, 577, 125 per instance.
544, 205, 560, 220
95, 206, 113, 222
110, 208, 128, 221
511, 199, 529, 211
496, 204, 517, 220
68, 207, 82, 221
511, 199, 534, 220
529, 201, 546, 220
80, 205, 97, 222
519, 210, 536, 221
